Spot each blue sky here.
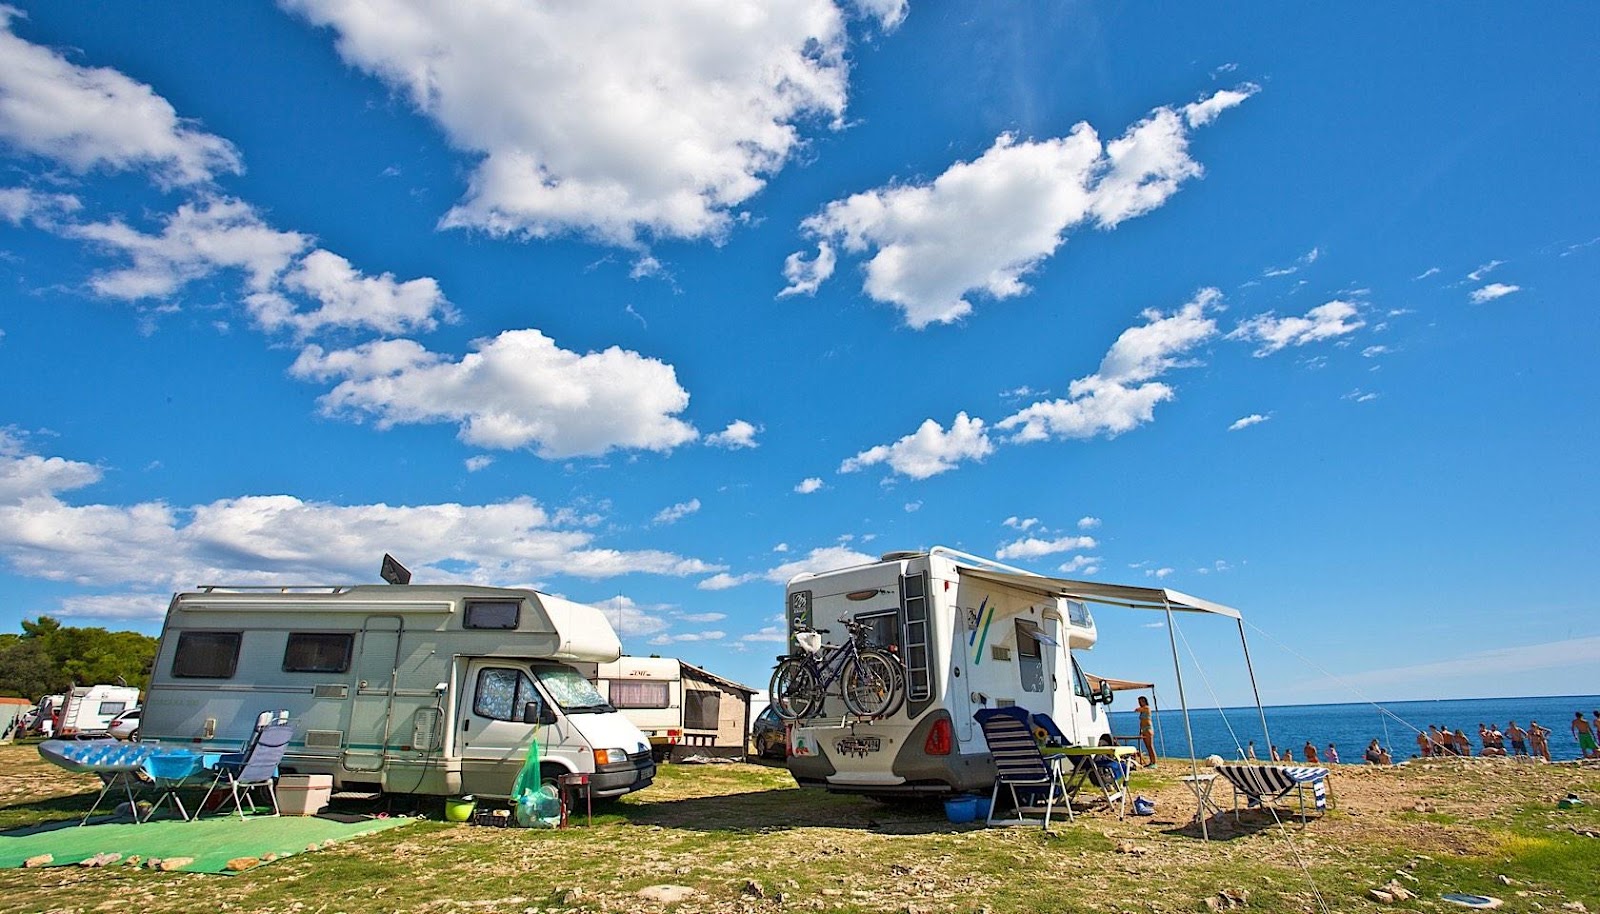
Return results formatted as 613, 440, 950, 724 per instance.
1, 2, 1595, 708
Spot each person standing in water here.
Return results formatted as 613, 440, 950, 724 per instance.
1136, 695, 1156, 767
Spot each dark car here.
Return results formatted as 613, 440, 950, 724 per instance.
752, 706, 787, 760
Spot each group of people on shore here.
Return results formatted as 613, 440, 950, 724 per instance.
1231, 709, 1600, 768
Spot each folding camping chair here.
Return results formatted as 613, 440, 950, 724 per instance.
1213, 763, 1330, 823
199, 720, 293, 818
975, 707, 1073, 829
1031, 713, 1129, 818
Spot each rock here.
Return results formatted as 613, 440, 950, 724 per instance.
157, 857, 194, 871
554, 888, 585, 905
1560, 904, 1586, 913
821, 889, 843, 898
78, 853, 122, 868
1392, 871, 1418, 884
225, 857, 261, 872
637, 885, 697, 904
1496, 875, 1513, 886
123, 856, 141, 867
743, 880, 766, 899
23, 854, 52, 868
1368, 889, 1395, 904
1115, 840, 1149, 856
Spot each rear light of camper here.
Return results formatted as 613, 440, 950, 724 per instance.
668, 729, 681, 743
924, 718, 953, 755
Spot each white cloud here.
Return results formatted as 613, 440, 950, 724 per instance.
284, 0, 854, 247
1181, 84, 1257, 127
1146, 567, 1174, 579
1004, 516, 1040, 531
0, 12, 241, 187
1296, 636, 1600, 694
1228, 413, 1268, 431
706, 420, 760, 450
249, 248, 455, 337
1343, 389, 1379, 403
697, 571, 756, 591
1466, 260, 1503, 282
1469, 283, 1520, 304
740, 625, 790, 643
463, 455, 494, 473
762, 545, 878, 584
778, 241, 836, 297
653, 498, 702, 525
1362, 345, 1390, 358
794, 477, 824, 494
904, 501, 921, 512
772, 543, 789, 553
790, 87, 1257, 328
1229, 299, 1365, 357
0, 445, 723, 614
847, 0, 908, 30
290, 330, 698, 459
1077, 516, 1101, 530
1413, 267, 1440, 280
0, 186, 80, 225
998, 288, 1219, 443
839, 411, 994, 479
648, 630, 727, 645
995, 535, 1097, 560
590, 595, 672, 640
54, 592, 171, 621
676, 612, 727, 624
1057, 555, 1100, 575
72, 197, 308, 300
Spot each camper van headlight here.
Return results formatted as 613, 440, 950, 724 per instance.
594, 747, 631, 766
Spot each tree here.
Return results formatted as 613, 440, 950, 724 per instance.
0, 617, 159, 699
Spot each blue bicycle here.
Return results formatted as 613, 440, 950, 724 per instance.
769, 618, 905, 720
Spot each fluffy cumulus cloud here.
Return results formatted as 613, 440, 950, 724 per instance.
291, 330, 699, 459
0, 186, 80, 225
0, 440, 721, 620
998, 288, 1219, 443
653, 498, 701, 525
995, 535, 1097, 560
706, 420, 760, 449
839, 412, 994, 479
794, 477, 824, 494
1229, 299, 1365, 357
783, 87, 1257, 327
1469, 283, 1520, 304
284, 0, 855, 247
249, 249, 455, 337
698, 543, 877, 592
777, 241, 837, 298
0, 10, 241, 187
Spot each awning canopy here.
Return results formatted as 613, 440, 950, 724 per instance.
1085, 673, 1155, 692
958, 567, 1242, 619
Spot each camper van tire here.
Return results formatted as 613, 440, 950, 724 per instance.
769, 659, 822, 721
841, 651, 904, 718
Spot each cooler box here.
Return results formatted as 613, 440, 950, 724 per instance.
277, 774, 333, 816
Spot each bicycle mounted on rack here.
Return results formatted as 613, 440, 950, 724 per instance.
769, 618, 907, 721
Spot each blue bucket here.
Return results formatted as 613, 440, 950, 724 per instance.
973, 796, 992, 820
944, 795, 979, 823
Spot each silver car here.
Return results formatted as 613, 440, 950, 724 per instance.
108, 707, 140, 741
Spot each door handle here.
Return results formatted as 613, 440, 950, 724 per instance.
463, 720, 470, 731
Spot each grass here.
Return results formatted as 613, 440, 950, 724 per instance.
0, 745, 1596, 914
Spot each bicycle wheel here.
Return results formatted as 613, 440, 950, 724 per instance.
842, 651, 902, 718
769, 658, 822, 720
862, 648, 907, 718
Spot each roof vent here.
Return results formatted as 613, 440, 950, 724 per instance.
879, 551, 923, 562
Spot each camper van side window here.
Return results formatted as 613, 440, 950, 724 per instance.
1015, 622, 1045, 693
172, 631, 242, 679
474, 668, 540, 721
609, 681, 669, 709
465, 600, 521, 629
282, 632, 355, 673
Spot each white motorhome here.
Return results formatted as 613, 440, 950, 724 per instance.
142, 583, 655, 800
57, 684, 140, 738
583, 657, 755, 760
784, 547, 1122, 797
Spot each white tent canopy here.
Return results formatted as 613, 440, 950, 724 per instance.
956, 568, 1242, 618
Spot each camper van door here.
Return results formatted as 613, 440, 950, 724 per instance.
456, 660, 567, 797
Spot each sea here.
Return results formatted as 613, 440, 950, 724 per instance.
1109, 694, 1600, 764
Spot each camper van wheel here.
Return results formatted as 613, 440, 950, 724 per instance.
539, 763, 576, 809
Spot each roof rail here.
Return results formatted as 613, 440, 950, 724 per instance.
196, 585, 358, 594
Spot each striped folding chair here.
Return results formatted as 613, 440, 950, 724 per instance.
974, 707, 1073, 830
1213, 763, 1331, 823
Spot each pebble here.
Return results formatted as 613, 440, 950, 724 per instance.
637, 885, 697, 904
23, 854, 52, 868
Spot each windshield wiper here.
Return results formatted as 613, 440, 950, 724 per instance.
563, 702, 614, 714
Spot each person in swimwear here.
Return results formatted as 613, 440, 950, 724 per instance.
1573, 711, 1597, 759
1136, 695, 1156, 767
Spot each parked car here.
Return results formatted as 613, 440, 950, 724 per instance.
752, 706, 786, 760
108, 708, 140, 741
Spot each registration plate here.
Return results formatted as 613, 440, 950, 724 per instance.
835, 736, 882, 757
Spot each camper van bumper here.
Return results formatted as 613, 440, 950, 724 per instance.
590, 749, 655, 797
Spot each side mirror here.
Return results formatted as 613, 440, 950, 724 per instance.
523, 701, 558, 726
1099, 682, 1114, 705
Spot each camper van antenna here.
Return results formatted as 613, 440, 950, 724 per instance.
615, 593, 624, 651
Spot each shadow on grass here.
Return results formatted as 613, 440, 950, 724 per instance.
1158, 809, 1328, 841
615, 787, 964, 835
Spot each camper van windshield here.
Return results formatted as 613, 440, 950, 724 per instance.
535, 666, 614, 714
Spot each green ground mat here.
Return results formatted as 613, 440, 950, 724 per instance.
0, 814, 412, 874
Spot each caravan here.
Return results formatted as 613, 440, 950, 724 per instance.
142, 583, 655, 800
57, 684, 141, 738
782, 547, 1198, 797
583, 657, 755, 760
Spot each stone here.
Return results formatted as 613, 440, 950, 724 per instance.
1368, 889, 1395, 904
1496, 875, 1513, 886
22, 854, 52, 868
225, 857, 261, 872
637, 886, 697, 904
157, 857, 194, 871
743, 880, 766, 899
554, 888, 585, 905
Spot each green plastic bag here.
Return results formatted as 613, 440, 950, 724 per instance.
511, 732, 543, 800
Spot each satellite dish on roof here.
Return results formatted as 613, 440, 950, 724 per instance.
380, 553, 412, 585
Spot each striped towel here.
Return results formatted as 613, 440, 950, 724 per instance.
1214, 764, 1329, 811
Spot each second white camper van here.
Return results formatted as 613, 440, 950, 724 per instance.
142, 583, 655, 800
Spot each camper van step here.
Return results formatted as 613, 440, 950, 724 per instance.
331, 790, 383, 801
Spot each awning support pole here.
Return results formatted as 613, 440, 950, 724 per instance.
1238, 618, 1273, 758
1165, 601, 1207, 840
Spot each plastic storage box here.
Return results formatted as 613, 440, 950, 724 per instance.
277, 774, 333, 816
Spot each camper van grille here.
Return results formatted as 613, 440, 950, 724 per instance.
901, 572, 931, 703
305, 729, 344, 749
313, 684, 350, 699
